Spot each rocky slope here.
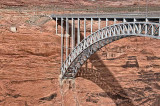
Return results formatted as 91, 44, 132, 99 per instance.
1, 0, 160, 8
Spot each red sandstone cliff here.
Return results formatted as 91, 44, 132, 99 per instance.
1, 0, 160, 8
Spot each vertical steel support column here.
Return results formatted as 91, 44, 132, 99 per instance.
61, 18, 64, 67
139, 23, 141, 34
159, 18, 160, 36
84, 18, 86, 38
123, 18, 126, 34
106, 18, 108, 26
91, 18, 93, 34
133, 18, 136, 34
152, 25, 154, 36
114, 18, 117, 24
77, 18, 80, 44
56, 17, 58, 35
127, 23, 130, 34
114, 18, 116, 35
105, 18, 108, 37
66, 18, 69, 58
72, 18, 75, 49
123, 18, 127, 23
145, 18, 148, 34
98, 18, 101, 30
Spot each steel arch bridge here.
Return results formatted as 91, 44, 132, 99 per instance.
51, 13, 160, 80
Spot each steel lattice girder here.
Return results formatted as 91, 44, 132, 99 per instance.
61, 22, 160, 79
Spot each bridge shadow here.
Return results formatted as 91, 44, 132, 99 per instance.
60, 20, 135, 105
76, 55, 134, 106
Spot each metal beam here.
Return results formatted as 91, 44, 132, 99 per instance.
106, 18, 108, 26
51, 13, 160, 20
114, 18, 117, 24
152, 25, 154, 36
61, 18, 64, 67
133, 18, 136, 34
98, 18, 101, 30
66, 18, 69, 58
72, 18, 75, 49
56, 17, 58, 35
91, 18, 93, 34
138, 23, 142, 34
127, 23, 130, 34
84, 18, 86, 38
159, 18, 160, 36
145, 18, 148, 34
123, 18, 126, 34
123, 18, 127, 23
114, 18, 117, 35
77, 18, 80, 44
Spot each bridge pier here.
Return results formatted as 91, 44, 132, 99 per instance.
59, 77, 79, 106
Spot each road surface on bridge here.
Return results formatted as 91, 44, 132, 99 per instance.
51, 13, 160, 18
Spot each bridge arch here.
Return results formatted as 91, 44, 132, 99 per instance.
61, 22, 160, 79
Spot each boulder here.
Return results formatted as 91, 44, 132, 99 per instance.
10, 26, 17, 33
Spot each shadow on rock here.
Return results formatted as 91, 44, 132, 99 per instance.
76, 53, 135, 106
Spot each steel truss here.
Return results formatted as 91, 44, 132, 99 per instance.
61, 22, 160, 80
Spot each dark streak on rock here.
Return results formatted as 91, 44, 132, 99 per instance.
86, 96, 98, 103
11, 78, 56, 84
147, 56, 160, 60
39, 93, 57, 101
6, 93, 21, 98
13, 94, 21, 98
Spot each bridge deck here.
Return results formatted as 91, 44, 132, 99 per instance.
51, 13, 160, 19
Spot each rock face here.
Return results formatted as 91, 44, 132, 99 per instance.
1, 0, 160, 6
1, 0, 160, 9
0, 7, 160, 106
